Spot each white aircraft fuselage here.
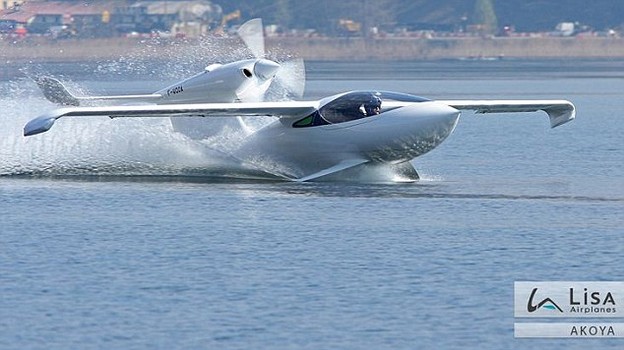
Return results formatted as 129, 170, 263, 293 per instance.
156, 59, 280, 104
154, 58, 281, 140
236, 96, 460, 179
148, 60, 462, 179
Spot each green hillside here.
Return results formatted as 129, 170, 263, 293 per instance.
219, 0, 624, 33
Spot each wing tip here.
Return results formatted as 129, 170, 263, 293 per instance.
546, 102, 576, 128
23, 108, 71, 136
24, 116, 56, 136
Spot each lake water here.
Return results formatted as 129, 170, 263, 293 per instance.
1, 60, 624, 349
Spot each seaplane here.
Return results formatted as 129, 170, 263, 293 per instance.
23, 19, 575, 182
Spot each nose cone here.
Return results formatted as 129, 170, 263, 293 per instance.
254, 59, 280, 80
359, 101, 461, 162
432, 102, 461, 126
399, 101, 460, 133
423, 102, 461, 141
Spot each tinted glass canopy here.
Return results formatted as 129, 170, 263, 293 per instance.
293, 91, 430, 128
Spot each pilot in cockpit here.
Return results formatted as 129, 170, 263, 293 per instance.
364, 95, 382, 116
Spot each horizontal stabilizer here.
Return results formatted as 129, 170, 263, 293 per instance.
438, 100, 576, 128
35, 76, 162, 106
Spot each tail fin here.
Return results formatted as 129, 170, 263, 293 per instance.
35, 76, 81, 106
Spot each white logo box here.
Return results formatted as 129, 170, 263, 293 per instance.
515, 281, 624, 318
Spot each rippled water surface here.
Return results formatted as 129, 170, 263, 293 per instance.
1, 60, 624, 349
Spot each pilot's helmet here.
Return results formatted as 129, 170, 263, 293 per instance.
364, 95, 382, 115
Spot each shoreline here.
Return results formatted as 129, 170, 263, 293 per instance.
4, 36, 624, 62
4, 36, 624, 81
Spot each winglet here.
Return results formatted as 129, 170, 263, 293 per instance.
543, 102, 576, 128
23, 108, 71, 136
24, 116, 55, 136
35, 76, 80, 106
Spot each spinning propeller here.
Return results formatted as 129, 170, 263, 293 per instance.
236, 18, 306, 101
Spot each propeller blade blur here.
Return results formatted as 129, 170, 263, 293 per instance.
237, 18, 265, 58
275, 58, 306, 98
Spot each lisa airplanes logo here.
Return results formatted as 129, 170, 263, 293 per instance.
515, 282, 624, 318
527, 288, 564, 313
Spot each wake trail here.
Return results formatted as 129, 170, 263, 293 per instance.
0, 79, 268, 178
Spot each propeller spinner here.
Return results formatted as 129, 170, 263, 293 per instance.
236, 18, 306, 100
253, 59, 280, 80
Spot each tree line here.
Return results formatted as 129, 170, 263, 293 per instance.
218, 0, 624, 34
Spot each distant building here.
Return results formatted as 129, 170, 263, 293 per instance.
0, 0, 222, 38
554, 22, 575, 37
0, 0, 24, 33
1, 1, 25, 11
131, 1, 222, 37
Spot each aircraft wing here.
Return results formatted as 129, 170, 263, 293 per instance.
23, 101, 319, 136
437, 100, 575, 128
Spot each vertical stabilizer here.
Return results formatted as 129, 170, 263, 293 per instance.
35, 76, 81, 106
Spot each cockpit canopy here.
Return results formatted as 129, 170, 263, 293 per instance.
293, 91, 430, 128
